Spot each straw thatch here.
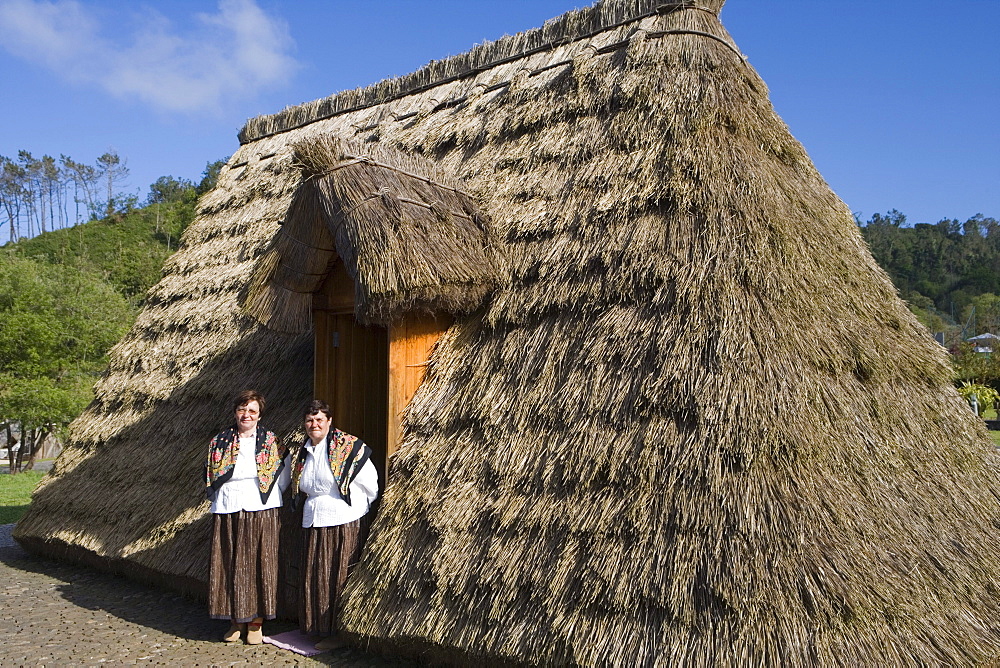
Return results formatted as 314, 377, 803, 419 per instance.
11, 151, 316, 596
14, 0, 1000, 665
244, 137, 497, 331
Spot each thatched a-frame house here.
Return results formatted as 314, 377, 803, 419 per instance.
15, 0, 1000, 664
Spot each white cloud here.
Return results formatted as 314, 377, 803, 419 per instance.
0, 0, 299, 114
0, 0, 101, 68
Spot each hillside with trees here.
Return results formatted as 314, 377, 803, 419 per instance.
1, 150, 132, 239
858, 210, 1000, 345
0, 153, 223, 471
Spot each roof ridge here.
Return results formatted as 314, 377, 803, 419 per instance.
238, 0, 721, 144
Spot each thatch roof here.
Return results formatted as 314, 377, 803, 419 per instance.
244, 136, 497, 331
15, 0, 1000, 665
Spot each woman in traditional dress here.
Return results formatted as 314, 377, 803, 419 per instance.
205, 389, 290, 644
292, 399, 379, 651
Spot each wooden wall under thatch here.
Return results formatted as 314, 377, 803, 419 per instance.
15, 0, 1000, 666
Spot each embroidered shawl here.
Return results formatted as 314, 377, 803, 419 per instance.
205, 425, 287, 503
292, 428, 371, 506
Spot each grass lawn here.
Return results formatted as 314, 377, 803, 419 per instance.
0, 470, 46, 524
991, 431, 1000, 449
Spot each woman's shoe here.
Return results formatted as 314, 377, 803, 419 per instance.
222, 622, 244, 642
314, 635, 347, 651
246, 621, 264, 645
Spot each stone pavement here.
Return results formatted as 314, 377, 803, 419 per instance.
0, 524, 414, 667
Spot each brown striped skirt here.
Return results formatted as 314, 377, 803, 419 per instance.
208, 508, 280, 623
298, 519, 364, 636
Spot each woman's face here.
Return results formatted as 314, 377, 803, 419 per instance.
305, 411, 332, 444
235, 400, 261, 435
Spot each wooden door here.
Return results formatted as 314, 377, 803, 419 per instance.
312, 261, 451, 482
313, 311, 389, 479
313, 262, 389, 480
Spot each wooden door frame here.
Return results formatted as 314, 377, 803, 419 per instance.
312, 261, 452, 478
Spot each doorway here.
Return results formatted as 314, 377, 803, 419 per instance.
313, 263, 390, 481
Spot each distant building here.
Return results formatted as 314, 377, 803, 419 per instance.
969, 332, 1000, 353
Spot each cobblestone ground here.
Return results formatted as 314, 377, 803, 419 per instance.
0, 524, 413, 667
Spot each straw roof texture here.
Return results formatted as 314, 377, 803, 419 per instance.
12, 149, 315, 595
13, 0, 1000, 665
244, 137, 497, 331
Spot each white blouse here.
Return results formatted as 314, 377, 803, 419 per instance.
299, 437, 379, 528
211, 434, 290, 514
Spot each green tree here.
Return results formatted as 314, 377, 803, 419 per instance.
96, 150, 129, 216
963, 294, 1000, 337
0, 156, 27, 242
147, 175, 195, 205
197, 158, 227, 195
859, 211, 1000, 330
904, 292, 949, 335
0, 255, 132, 470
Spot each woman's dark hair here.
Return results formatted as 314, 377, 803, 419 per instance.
303, 399, 332, 419
233, 389, 266, 413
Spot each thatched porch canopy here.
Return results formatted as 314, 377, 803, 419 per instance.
245, 137, 496, 332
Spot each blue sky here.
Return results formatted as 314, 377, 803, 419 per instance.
0, 0, 996, 226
